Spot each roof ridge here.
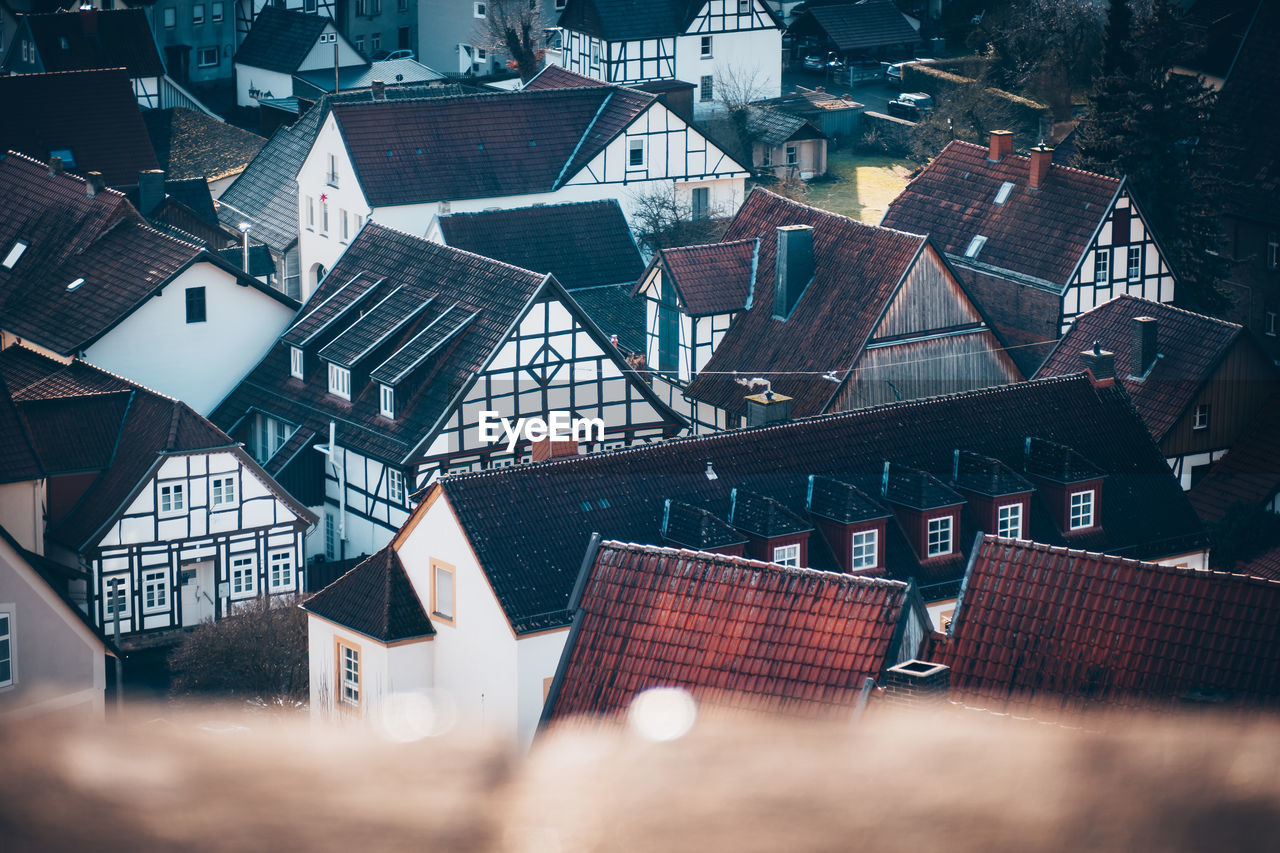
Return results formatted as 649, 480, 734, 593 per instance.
4, 149, 131, 201
663, 238, 757, 255
744, 187, 929, 243
1104, 294, 1243, 331
946, 139, 1123, 185
358, 221, 547, 284
439, 198, 618, 218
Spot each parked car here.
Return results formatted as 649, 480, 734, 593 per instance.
886, 98, 922, 121
376, 49, 415, 61
803, 54, 826, 71
897, 92, 934, 112
882, 59, 920, 83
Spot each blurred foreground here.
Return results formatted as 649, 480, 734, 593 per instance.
3, 702, 1279, 851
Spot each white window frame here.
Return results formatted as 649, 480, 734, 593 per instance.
965, 235, 987, 258
163, 7, 175, 28
761, 147, 772, 167
996, 503, 1022, 539
230, 554, 257, 597
290, 346, 304, 379
700, 75, 713, 101
321, 200, 329, 235
142, 569, 169, 614
1069, 489, 1094, 530
340, 208, 349, 241
476, 47, 487, 61
387, 468, 406, 504
432, 561, 456, 623
2, 240, 28, 269
994, 181, 1014, 205
0, 608, 14, 688
325, 511, 337, 560
1193, 403, 1210, 430
338, 641, 360, 708
1266, 311, 1276, 337
379, 383, 395, 419
628, 137, 645, 168
371, 32, 381, 51
327, 154, 339, 187
850, 529, 877, 570
104, 576, 131, 620
197, 47, 218, 67
192, 3, 204, 24
211, 1, 223, 22
590, 42, 600, 67
328, 363, 351, 400
785, 144, 798, 166
737, 0, 750, 12
927, 516, 953, 557
474, 1, 486, 17
306, 196, 315, 229
268, 550, 294, 591
211, 476, 237, 507
772, 543, 800, 567
1268, 232, 1279, 271
1094, 249, 1109, 283
700, 35, 712, 58
159, 482, 186, 515
1127, 245, 1142, 280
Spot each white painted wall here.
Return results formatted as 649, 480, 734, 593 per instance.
297, 24, 364, 72
83, 262, 295, 415
296, 114, 372, 299
674, 28, 782, 119
235, 65, 294, 108
0, 480, 44, 555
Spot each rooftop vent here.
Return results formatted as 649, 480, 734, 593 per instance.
964, 235, 987, 258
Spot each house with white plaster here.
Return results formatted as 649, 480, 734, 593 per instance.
549, 0, 783, 118
294, 82, 748, 296
233, 7, 364, 108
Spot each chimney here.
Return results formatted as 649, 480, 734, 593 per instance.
138, 169, 165, 215
988, 130, 1013, 162
882, 660, 950, 708
1028, 143, 1054, 189
773, 225, 813, 319
371, 80, 386, 100
1130, 316, 1158, 379
48, 156, 64, 177
531, 435, 579, 462
240, 222, 252, 274
1079, 340, 1115, 385
85, 171, 105, 197
744, 389, 792, 427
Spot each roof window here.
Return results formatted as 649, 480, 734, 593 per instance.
965, 235, 987, 258
994, 181, 1014, 204
66, 277, 85, 291
2, 240, 28, 269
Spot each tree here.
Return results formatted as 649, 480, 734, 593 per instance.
168, 597, 309, 703
477, 0, 545, 82
628, 184, 729, 254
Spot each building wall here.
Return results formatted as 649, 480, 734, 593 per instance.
146, 1, 238, 84
314, 445, 412, 561
755, 137, 825, 179
515, 626, 569, 745
296, 114, 371, 298
673, 27, 781, 119
0, 535, 105, 721
307, 614, 434, 724
1219, 214, 1280, 362
340, 0, 418, 59
235, 64, 295, 107
83, 262, 296, 416
0, 480, 44, 556
417, 0, 562, 74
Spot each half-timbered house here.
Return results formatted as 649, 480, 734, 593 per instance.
295, 82, 748, 297
213, 222, 683, 562
550, 0, 783, 118
636, 188, 1022, 432
304, 372, 1206, 743
882, 131, 1179, 375
232, 8, 365, 108
0, 346, 315, 647
1036, 296, 1280, 490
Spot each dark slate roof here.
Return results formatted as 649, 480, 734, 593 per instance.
558, 0, 703, 42
881, 464, 964, 511
330, 86, 657, 206
565, 284, 645, 354
643, 239, 756, 316
215, 84, 490, 255
881, 140, 1120, 289
1036, 296, 1258, 442
217, 244, 277, 278
544, 541, 913, 721
0, 346, 277, 552
437, 374, 1205, 634
294, 59, 445, 93
661, 500, 747, 549
19, 9, 164, 77
303, 546, 435, 642
802, 0, 920, 52
143, 108, 266, 183
0, 375, 43, 484
1189, 393, 1280, 522
806, 475, 889, 524
952, 451, 1033, 497
729, 489, 812, 536
0, 69, 159, 187
744, 106, 825, 147
437, 201, 643, 290
521, 64, 611, 91
1239, 543, 1280, 582
931, 537, 1280, 711
233, 7, 331, 74
1023, 436, 1102, 483
683, 189, 934, 416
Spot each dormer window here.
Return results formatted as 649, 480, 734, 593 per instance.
1069, 489, 1094, 530
772, 543, 800, 567
290, 346, 304, 380
996, 503, 1022, 538
994, 182, 1014, 204
927, 516, 953, 557
965, 235, 987, 258
850, 529, 878, 570
2, 240, 27, 269
328, 363, 351, 400
379, 383, 395, 419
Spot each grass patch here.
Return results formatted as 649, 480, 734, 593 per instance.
804, 149, 915, 224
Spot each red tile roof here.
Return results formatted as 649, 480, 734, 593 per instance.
1036, 296, 1264, 442
521, 64, 610, 91
881, 140, 1120, 289
331, 87, 655, 207
931, 537, 1280, 711
1189, 393, 1280, 521
645, 239, 756, 316
543, 540, 916, 722
1239, 544, 1280, 582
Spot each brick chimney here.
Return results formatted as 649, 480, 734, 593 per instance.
773, 224, 813, 319
882, 660, 950, 707
138, 169, 165, 215
531, 436, 579, 461
371, 80, 386, 100
1028, 144, 1054, 189
1130, 316, 1158, 379
745, 389, 792, 427
85, 171, 105, 197
988, 130, 1013, 162
1079, 340, 1115, 385
48, 157, 64, 177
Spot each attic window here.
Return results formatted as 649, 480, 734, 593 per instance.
2, 240, 28, 269
290, 346, 304, 380
964, 235, 987, 258
1069, 489, 1095, 530
379, 383, 395, 419
994, 181, 1014, 204
927, 516, 953, 557
328, 363, 351, 400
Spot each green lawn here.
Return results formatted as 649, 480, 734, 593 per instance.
804, 149, 916, 225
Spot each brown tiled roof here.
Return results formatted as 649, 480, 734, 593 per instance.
438, 375, 1205, 634
1239, 544, 1280, 582
931, 537, 1280, 711
521, 64, 610, 91
0, 375, 42, 484
645, 239, 756, 316
1189, 393, 1280, 521
303, 546, 435, 642
332, 87, 655, 207
684, 189, 930, 416
143, 108, 266, 183
1036, 296, 1260, 442
19, 9, 165, 77
543, 541, 914, 722
0, 69, 159, 186
881, 140, 1120, 289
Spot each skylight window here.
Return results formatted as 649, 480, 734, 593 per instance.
965, 235, 988, 258
66, 277, 85, 291
2, 240, 28, 269
994, 181, 1015, 204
